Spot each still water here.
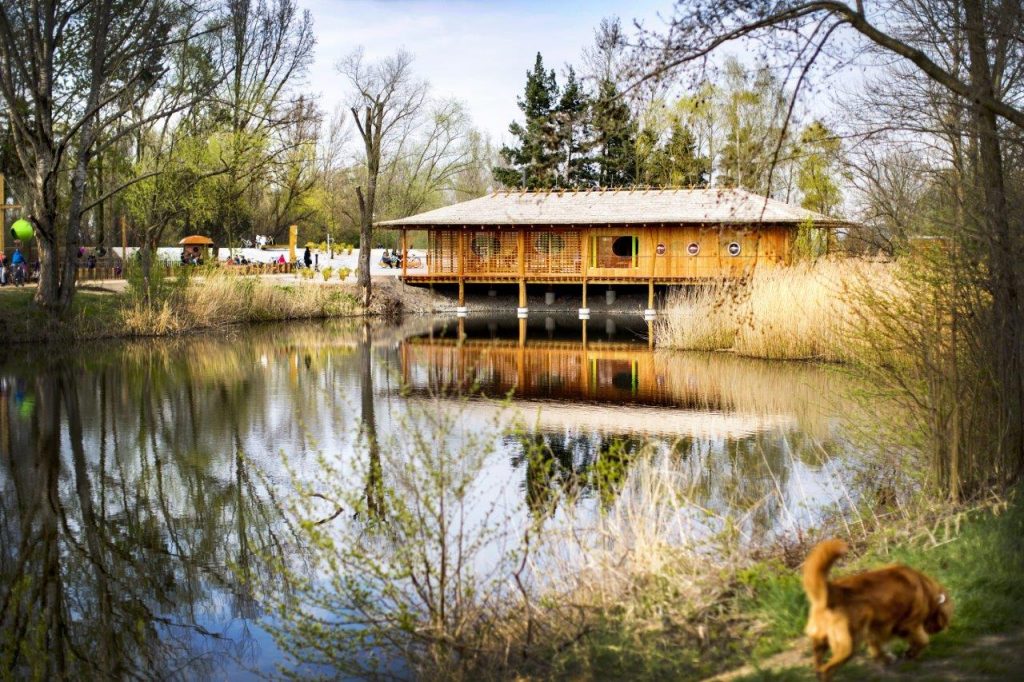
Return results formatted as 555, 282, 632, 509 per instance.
0, 315, 859, 678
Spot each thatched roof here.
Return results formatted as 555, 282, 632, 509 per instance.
378, 187, 840, 228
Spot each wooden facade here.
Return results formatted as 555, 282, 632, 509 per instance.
379, 189, 838, 300
411, 224, 792, 284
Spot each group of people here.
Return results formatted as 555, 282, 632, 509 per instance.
380, 248, 404, 268
0, 246, 30, 286
76, 246, 104, 269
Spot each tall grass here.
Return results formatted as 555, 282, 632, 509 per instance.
120, 269, 359, 335
656, 260, 896, 362
260, 396, 874, 680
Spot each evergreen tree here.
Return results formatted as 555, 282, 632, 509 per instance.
494, 53, 560, 189
591, 78, 637, 187
640, 116, 710, 187
554, 68, 595, 188
795, 120, 843, 215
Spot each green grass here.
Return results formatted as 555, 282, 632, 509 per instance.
733, 493, 1024, 680
0, 287, 123, 341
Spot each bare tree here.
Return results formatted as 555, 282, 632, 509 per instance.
0, 0, 216, 315
338, 49, 427, 308
641, 0, 1024, 493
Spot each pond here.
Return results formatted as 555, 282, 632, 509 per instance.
0, 315, 861, 678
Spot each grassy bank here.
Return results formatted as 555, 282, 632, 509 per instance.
655, 260, 896, 362
0, 270, 367, 343
727, 492, 1024, 680
527, 490, 1022, 682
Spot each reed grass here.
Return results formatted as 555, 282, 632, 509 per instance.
655, 260, 897, 362
120, 269, 359, 335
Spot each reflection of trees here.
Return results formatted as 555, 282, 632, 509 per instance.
360, 321, 385, 519
0, 351, 289, 677
508, 426, 811, 536
509, 431, 646, 516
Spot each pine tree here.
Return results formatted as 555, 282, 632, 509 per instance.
663, 118, 710, 187
795, 120, 843, 215
638, 114, 711, 188
554, 67, 595, 188
591, 78, 637, 187
493, 53, 560, 189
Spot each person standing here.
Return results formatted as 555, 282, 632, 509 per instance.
11, 246, 25, 286
303, 246, 312, 269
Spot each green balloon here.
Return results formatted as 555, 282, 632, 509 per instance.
10, 218, 33, 241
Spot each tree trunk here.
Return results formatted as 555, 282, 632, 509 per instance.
356, 186, 372, 308
964, 0, 1024, 485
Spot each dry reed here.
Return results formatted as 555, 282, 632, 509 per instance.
656, 260, 897, 362
120, 269, 360, 335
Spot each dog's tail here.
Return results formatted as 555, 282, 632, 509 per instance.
802, 538, 848, 608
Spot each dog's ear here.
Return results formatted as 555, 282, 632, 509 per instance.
925, 592, 952, 634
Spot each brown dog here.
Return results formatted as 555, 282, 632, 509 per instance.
802, 539, 953, 681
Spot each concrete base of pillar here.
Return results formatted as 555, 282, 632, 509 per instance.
643, 309, 657, 319
544, 291, 556, 305
516, 307, 529, 319
578, 308, 591, 319
456, 307, 469, 318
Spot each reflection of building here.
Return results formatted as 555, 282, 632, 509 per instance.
399, 316, 801, 437
399, 317, 798, 417
379, 188, 841, 306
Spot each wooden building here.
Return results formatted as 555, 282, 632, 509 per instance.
378, 188, 840, 307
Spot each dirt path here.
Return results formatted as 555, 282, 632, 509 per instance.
703, 628, 1024, 681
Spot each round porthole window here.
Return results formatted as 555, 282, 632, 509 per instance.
612, 236, 635, 257
471, 234, 501, 258
727, 241, 741, 257
686, 242, 700, 256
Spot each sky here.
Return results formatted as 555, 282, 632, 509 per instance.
298, 0, 674, 145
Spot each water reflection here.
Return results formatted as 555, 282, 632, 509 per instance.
0, 359, 289, 678
400, 315, 855, 528
0, 317, 857, 677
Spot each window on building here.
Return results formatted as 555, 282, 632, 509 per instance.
471, 233, 501, 258
533, 232, 565, 254
592, 235, 638, 268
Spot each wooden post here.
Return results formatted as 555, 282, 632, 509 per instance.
401, 229, 408, 280
457, 230, 465, 306
580, 230, 589, 309
517, 230, 526, 308
648, 279, 655, 309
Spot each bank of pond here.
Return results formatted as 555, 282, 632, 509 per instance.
0, 314, 999, 680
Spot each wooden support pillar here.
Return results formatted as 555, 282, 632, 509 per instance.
648, 320, 654, 350
648, 279, 655, 309
457, 230, 465, 305
516, 230, 527, 308
401, 229, 408, 280
581, 229, 589, 309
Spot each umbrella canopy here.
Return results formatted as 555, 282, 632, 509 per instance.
179, 235, 214, 246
